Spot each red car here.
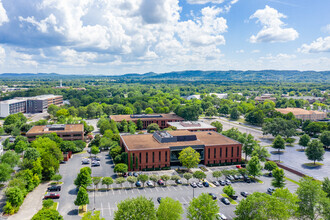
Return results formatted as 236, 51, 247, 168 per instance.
236, 165, 241, 169
44, 193, 60, 199
157, 179, 164, 185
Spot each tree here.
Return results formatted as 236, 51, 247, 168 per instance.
187, 193, 219, 220
136, 119, 143, 130
24, 148, 40, 160
183, 173, 193, 184
239, 133, 257, 161
114, 196, 156, 220
272, 135, 285, 162
5, 186, 24, 207
114, 163, 128, 174
171, 175, 180, 183
115, 177, 126, 188
223, 185, 235, 197
147, 123, 160, 133
305, 139, 325, 165
212, 171, 222, 181
263, 118, 297, 138
145, 107, 154, 114
138, 174, 149, 187
102, 177, 114, 190
299, 134, 311, 150
156, 197, 184, 220
230, 107, 240, 120
178, 147, 200, 170
322, 177, 330, 198
92, 177, 102, 190
82, 211, 105, 220
245, 109, 265, 125
264, 161, 278, 172
319, 131, 330, 147
127, 176, 137, 188
31, 208, 63, 220
91, 146, 100, 157
296, 177, 329, 220
219, 104, 229, 115
272, 188, 299, 217
149, 175, 159, 186
205, 107, 217, 117
193, 171, 206, 181
1, 151, 20, 168
251, 145, 270, 162
211, 121, 223, 133
42, 199, 55, 209
160, 175, 171, 186
74, 187, 89, 206
51, 174, 62, 183
74, 167, 92, 188
14, 140, 28, 154
272, 168, 285, 188
247, 156, 262, 179
0, 163, 12, 183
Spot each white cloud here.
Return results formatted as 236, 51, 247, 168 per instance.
249, 5, 298, 43
0, 45, 5, 63
299, 36, 330, 53
236, 49, 244, 53
0, 0, 9, 26
19, 14, 57, 33
251, 49, 260, 53
321, 24, 330, 34
186, 0, 225, 4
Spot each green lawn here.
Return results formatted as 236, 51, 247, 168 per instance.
284, 177, 299, 185
221, 194, 238, 205
303, 162, 324, 167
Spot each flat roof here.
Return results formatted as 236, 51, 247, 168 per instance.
0, 98, 27, 104
121, 130, 240, 151
275, 108, 326, 115
27, 124, 84, 134
110, 114, 184, 122
27, 94, 62, 100
167, 121, 216, 130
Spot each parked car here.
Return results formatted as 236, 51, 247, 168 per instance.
157, 197, 162, 204
128, 172, 132, 176
133, 172, 138, 177
47, 185, 61, 192
44, 193, 60, 199
197, 182, 203, 188
91, 161, 100, 167
213, 181, 220, 186
233, 175, 240, 180
190, 182, 197, 188
237, 175, 243, 180
81, 158, 90, 164
175, 179, 182, 184
225, 180, 231, 185
243, 174, 251, 183
92, 157, 100, 161
135, 181, 142, 187
146, 181, 153, 187
268, 172, 273, 177
240, 191, 249, 197
241, 164, 246, 168
157, 179, 165, 185
221, 197, 230, 205
60, 160, 66, 164
216, 213, 228, 220
219, 180, 226, 186
226, 175, 234, 181
208, 193, 217, 200
267, 188, 275, 195
236, 165, 241, 169
203, 181, 209, 187
123, 173, 128, 177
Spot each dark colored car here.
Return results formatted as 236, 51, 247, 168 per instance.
267, 188, 275, 195
241, 164, 246, 168
44, 193, 60, 199
190, 182, 197, 188
60, 161, 66, 164
268, 172, 273, 177
240, 191, 249, 197
221, 197, 230, 205
157, 179, 164, 185
123, 173, 128, 177
157, 197, 162, 203
135, 181, 142, 187
219, 180, 226, 186
47, 185, 61, 192
128, 172, 132, 176
176, 179, 182, 184
133, 172, 138, 177
213, 181, 220, 186
203, 182, 209, 187
208, 193, 217, 200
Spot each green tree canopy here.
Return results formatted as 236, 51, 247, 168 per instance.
193, 171, 206, 181
1, 151, 20, 168
299, 134, 311, 149
210, 121, 223, 133
305, 139, 325, 164
102, 177, 114, 190
187, 193, 219, 220
74, 167, 92, 188
223, 185, 235, 196
319, 130, 330, 147
156, 197, 184, 220
114, 163, 128, 173
264, 161, 278, 172
82, 211, 105, 220
0, 163, 12, 183
147, 123, 160, 133
247, 156, 262, 178
272, 168, 286, 188
178, 147, 200, 170
272, 135, 285, 162
31, 208, 63, 220
74, 187, 89, 206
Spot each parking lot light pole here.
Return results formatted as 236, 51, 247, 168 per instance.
193, 187, 195, 198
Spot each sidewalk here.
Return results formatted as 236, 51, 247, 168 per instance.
8, 182, 49, 220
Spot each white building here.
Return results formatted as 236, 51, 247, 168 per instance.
0, 98, 27, 118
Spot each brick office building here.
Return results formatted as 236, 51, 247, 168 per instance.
275, 108, 327, 121
26, 124, 84, 141
120, 130, 242, 171
110, 114, 184, 129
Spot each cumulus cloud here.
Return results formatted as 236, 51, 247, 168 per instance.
0, 0, 9, 25
186, 0, 225, 4
249, 5, 298, 43
299, 37, 330, 53
321, 24, 330, 34
0, 45, 5, 63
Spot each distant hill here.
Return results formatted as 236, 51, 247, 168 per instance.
0, 70, 329, 82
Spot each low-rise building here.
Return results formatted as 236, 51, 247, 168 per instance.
120, 130, 242, 171
26, 124, 84, 141
275, 108, 327, 121
110, 114, 184, 129
0, 98, 27, 117
167, 121, 217, 132
255, 94, 276, 103
283, 96, 326, 104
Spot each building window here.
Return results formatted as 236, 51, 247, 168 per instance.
237, 146, 239, 157
231, 147, 234, 157
153, 152, 155, 163
208, 148, 210, 159
73, 134, 82, 137
220, 148, 222, 157
146, 152, 148, 163
214, 148, 216, 159
159, 152, 161, 162
139, 153, 141, 164
165, 151, 167, 162
226, 147, 228, 157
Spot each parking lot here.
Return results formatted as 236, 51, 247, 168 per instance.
88, 171, 300, 220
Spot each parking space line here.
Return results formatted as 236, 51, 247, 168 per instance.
108, 203, 111, 216
173, 186, 177, 191
101, 202, 104, 216
112, 189, 114, 195
118, 190, 121, 195
168, 187, 172, 191
182, 197, 187, 204
161, 187, 165, 191
143, 189, 147, 193
131, 189, 134, 194
155, 187, 159, 192
125, 190, 127, 194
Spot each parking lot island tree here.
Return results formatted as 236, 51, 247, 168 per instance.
137, 174, 149, 187
251, 145, 270, 162
299, 134, 311, 150
319, 131, 330, 148
156, 197, 184, 220
305, 139, 325, 165
160, 174, 171, 186
178, 147, 200, 171
114, 163, 128, 174
187, 193, 219, 220
193, 171, 206, 181
91, 146, 100, 158
115, 177, 126, 188
223, 185, 235, 197
171, 175, 181, 184
272, 135, 285, 162
264, 161, 278, 173
247, 156, 262, 179
272, 188, 299, 217
114, 196, 156, 220
127, 176, 137, 188
31, 208, 63, 220
101, 177, 113, 190
183, 173, 193, 184
74, 167, 92, 188
42, 199, 54, 209
149, 175, 159, 186
74, 187, 89, 212
82, 210, 105, 220
51, 174, 62, 184
92, 177, 102, 190
212, 171, 222, 181
272, 168, 286, 188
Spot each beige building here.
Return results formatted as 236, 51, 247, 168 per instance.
275, 108, 327, 121
26, 124, 84, 141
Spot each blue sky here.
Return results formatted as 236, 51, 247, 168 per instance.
0, 0, 329, 75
